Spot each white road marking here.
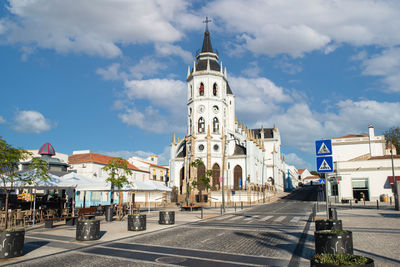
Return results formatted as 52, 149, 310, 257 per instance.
289, 216, 300, 223
260, 216, 273, 221
274, 216, 286, 222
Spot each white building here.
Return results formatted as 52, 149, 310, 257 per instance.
169, 27, 294, 204
326, 126, 400, 202
128, 156, 169, 184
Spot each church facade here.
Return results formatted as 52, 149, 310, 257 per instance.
169, 27, 297, 203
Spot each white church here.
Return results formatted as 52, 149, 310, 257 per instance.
169, 25, 299, 204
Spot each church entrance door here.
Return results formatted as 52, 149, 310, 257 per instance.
234, 165, 242, 190
212, 163, 220, 190
180, 167, 184, 195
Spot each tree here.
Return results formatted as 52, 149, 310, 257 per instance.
310, 171, 321, 177
102, 158, 132, 220
0, 138, 30, 229
190, 159, 211, 202
384, 127, 400, 155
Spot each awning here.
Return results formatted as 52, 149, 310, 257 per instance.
388, 176, 400, 186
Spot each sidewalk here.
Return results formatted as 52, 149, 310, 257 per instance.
0, 200, 270, 266
304, 204, 400, 266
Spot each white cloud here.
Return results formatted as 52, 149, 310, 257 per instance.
96, 63, 125, 81
359, 48, 400, 92
253, 99, 400, 153
12, 110, 54, 133
129, 57, 167, 79
2, 0, 193, 58
155, 43, 192, 63
274, 56, 302, 74
117, 78, 187, 133
0, 115, 5, 124
241, 61, 261, 77
100, 146, 170, 165
285, 153, 311, 169
206, 0, 400, 57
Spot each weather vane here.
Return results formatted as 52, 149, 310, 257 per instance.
203, 16, 212, 31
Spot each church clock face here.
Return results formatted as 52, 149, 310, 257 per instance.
213, 105, 219, 114
198, 105, 205, 113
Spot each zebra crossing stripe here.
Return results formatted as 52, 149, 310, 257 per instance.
289, 216, 300, 223
261, 216, 273, 221
243, 216, 253, 221
229, 216, 243, 221
274, 216, 286, 222
215, 215, 235, 221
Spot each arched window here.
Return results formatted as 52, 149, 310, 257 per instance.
199, 83, 204, 96
190, 85, 193, 98
198, 117, 205, 133
213, 117, 219, 133
189, 119, 192, 134
213, 83, 217, 96
212, 163, 220, 190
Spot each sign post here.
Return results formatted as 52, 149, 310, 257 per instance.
315, 139, 333, 218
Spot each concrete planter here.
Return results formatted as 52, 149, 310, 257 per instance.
0, 229, 25, 258
159, 211, 175, 225
128, 214, 146, 231
315, 220, 343, 231
76, 220, 100, 241
315, 230, 353, 255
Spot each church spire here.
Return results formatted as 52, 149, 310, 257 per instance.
201, 17, 213, 53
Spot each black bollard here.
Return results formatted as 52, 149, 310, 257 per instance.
390, 197, 393, 205
376, 200, 379, 209
241, 201, 243, 210
220, 205, 222, 214
235, 203, 237, 212
350, 200, 352, 209
201, 207, 203, 219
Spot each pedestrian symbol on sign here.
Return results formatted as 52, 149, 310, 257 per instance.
319, 159, 331, 171
318, 142, 331, 155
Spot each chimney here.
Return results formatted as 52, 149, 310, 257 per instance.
368, 125, 375, 139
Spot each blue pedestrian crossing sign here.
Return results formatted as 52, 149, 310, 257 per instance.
319, 178, 325, 185
315, 140, 332, 156
316, 156, 333, 173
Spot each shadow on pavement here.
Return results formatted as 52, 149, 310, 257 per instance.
354, 248, 400, 265
24, 240, 50, 254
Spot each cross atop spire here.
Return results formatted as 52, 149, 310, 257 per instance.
203, 16, 212, 31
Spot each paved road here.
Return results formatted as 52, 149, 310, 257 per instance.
8, 187, 319, 267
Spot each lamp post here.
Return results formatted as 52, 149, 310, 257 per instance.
262, 156, 265, 203
186, 146, 191, 206
221, 134, 227, 213
389, 140, 399, 210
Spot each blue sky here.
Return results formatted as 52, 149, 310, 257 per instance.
1, 0, 400, 170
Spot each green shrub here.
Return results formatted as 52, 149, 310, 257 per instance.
312, 253, 369, 265
317, 229, 349, 235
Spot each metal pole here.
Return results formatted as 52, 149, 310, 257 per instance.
32, 188, 37, 226
325, 174, 329, 218
389, 141, 398, 210
262, 156, 265, 203
201, 207, 203, 219
221, 134, 227, 213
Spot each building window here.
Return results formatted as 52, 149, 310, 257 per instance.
153, 175, 157, 180
213, 83, 217, 96
198, 117, 205, 133
190, 85, 193, 98
213, 117, 219, 133
189, 119, 192, 134
199, 82, 204, 96
198, 144, 205, 151
91, 191, 101, 202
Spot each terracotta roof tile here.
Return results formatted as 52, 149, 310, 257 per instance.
138, 160, 168, 169
298, 169, 305, 174
336, 134, 366, 139
369, 155, 400, 160
69, 153, 147, 172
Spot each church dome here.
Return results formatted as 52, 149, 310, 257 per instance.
38, 142, 56, 156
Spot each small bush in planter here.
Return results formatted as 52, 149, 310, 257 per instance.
311, 253, 374, 266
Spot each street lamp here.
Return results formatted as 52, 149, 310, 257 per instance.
186, 144, 191, 206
